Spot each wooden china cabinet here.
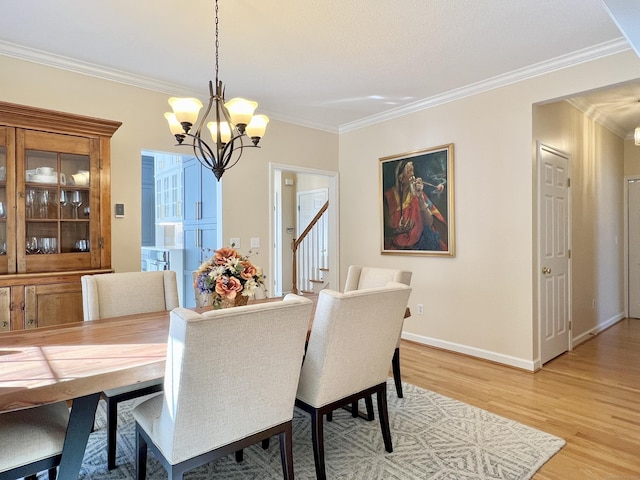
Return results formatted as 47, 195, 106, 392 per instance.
0, 101, 121, 331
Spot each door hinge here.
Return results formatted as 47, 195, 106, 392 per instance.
568, 249, 571, 259
567, 178, 571, 188
569, 321, 572, 330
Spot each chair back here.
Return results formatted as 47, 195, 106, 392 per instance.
297, 282, 412, 408
149, 295, 313, 463
343, 265, 412, 292
81, 270, 179, 320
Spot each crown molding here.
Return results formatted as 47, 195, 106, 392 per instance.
339, 38, 631, 134
0, 37, 631, 136
566, 97, 628, 139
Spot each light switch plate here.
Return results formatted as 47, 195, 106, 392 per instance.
251, 237, 260, 248
230, 237, 240, 248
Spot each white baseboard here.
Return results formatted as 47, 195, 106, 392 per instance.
572, 312, 625, 347
401, 332, 536, 372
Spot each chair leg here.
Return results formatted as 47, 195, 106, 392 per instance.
135, 425, 148, 480
364, 395, 374, 421
278, 424, 294, 480
48, 467, 58, 480
106, 398, 118, 470
262, 438, 270, 449
351, 400, 359, 417
376, 388, 393, 453
310, 410, 327, 480
392, 347, 403, 398
235, 449, 244, 462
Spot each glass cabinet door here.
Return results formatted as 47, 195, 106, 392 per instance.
19, 129, 96, 273
0, 127, 11, 275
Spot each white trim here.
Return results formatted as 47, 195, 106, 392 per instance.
401, 332, 536, 372
340, 39, 629, 133
0, 38, 629, 135
571, 312, 625, 347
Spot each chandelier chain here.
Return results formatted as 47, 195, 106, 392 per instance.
215, 0, 219, 84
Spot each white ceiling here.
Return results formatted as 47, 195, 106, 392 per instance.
0, 0, 639, 135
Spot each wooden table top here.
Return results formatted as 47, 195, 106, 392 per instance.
0, 311, 170, 413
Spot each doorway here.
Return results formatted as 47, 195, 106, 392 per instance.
269, 163, 338, 297
537, 143, 572, 364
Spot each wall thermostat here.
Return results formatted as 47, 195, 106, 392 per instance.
115, 203, 125, 217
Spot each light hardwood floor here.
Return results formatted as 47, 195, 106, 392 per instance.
399, 318, 640, 479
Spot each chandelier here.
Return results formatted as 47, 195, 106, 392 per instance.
164, 0, 268, 181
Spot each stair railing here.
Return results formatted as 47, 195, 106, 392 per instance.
291, 200, 329, 294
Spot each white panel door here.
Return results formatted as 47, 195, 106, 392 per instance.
627, 179, 640, 318
538, 143, 571, 364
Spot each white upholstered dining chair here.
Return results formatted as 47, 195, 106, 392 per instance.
81, 270, 179, 470
344, 265, 412, 398
295, 282, 412, 480
132, 294, 313, 480
0, 402, 69, 480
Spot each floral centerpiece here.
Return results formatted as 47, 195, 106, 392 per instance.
193, 246, 265, 309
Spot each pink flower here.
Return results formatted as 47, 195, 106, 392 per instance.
214, 247, 239, 265
215, 275, 243, 299
240, 261, 257, 280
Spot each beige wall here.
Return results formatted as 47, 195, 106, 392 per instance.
4, 48, 640, 370
0, 55, 338, 276
338, 50, 640, 369
624, 138, 640, 175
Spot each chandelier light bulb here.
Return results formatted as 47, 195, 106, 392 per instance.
168, 97, 203, 130
207, 120, 232, 144
224, 98, 258, 132
635, 126, 640, 146
246, 114, 270, 144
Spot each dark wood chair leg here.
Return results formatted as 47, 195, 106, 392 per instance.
310, 410, 327, 480
135, 425, 148, 480
392, 347, 403, 398
106, 398, 118, 470
235, 449, 243, 462
262, 438, 270, 449
364, 395, 374, 420
278, 424, 294, 480
351, 400, 359, 417
376, 387, 393, 453
48, 466, 58, 480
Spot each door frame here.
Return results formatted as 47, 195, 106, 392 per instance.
623, 175, 640, 318
536, 142, 572, 368
269, 163, 339, 297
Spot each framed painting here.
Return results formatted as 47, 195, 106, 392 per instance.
380, 144, 455, 256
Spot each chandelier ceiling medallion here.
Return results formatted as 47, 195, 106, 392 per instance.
164, 0, 268, 181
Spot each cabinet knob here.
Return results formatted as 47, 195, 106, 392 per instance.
27, 319, 35, 326
1, 321, 8, 328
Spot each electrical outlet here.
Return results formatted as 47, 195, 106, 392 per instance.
417, 304, 424, 315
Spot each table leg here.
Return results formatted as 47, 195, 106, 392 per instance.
56, 392, 101, 480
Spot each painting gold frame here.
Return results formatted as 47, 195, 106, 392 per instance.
380, 144, 455, 256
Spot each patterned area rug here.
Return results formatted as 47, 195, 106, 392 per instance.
75, 381, 564, 479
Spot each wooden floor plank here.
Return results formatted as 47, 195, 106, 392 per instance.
399, 318, 640, 479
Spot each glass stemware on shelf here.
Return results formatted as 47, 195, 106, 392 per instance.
71, 191, 82, 219
25, 189, 35, 219
38, 190, 50, 219
59, 190, 67, 218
